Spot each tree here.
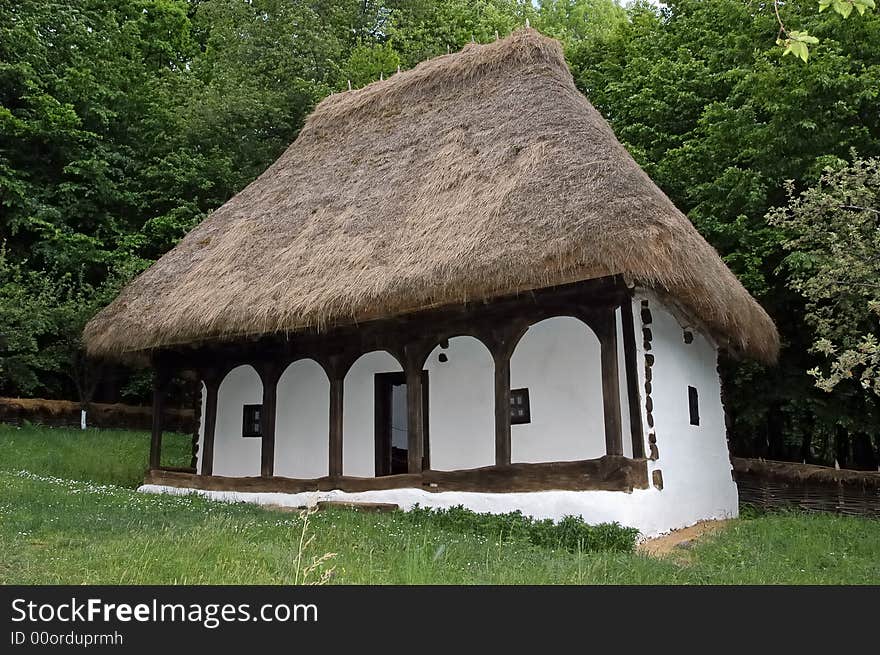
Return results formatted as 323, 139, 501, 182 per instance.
573, 0, 880, 463
769, 157, 880, 397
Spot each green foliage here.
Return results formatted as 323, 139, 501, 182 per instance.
574, 0, 880, 461
1, 0, 879, 462
403, 505, 639, 553
774, 0, 876, 61
768, 157, 880, 397
778, 31, 819, 62
819, 0, 876, 19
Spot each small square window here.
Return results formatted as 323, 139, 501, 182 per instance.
687, 386, 700, 426
243, 404, 262, 438
510, 388, 531, 425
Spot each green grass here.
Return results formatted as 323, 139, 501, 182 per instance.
0, 423, 192, 487
1, 424, 879, 584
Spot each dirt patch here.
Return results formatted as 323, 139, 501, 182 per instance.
638, 519, 731, 558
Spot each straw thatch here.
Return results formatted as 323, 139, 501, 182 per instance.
84, 28, 779, 363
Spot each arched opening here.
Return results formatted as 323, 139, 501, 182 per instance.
275, 359, 330, 479
214, 364, 263, 476
424, 336, 494, 471
343, 350, 403, 477
510, 316, 605, 463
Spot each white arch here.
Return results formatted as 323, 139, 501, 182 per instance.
510, 316, 605, 463
424, 336, 495, 471
275, 359, 330, 479
213, 364, 263, 476
343, 350, 402, 477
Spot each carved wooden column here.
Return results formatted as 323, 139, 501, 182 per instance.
189, 375, 202, 471
594, 309, 624, 457
148, 359, 170, 471
200, 373, 220, 476
403, 346, 428, 474
259, 363, 283, 478
327, 356, 346, 478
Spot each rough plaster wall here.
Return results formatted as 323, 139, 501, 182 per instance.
632, 293, 739, 527
275, 359, 330, 479
213, 365, 263, 477
342, 350, 402, 477
424, 336, 495, 471
510, 316, 605, 463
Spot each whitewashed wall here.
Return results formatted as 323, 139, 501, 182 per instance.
631, 292, 739, 527
510, 316, 605, 463
343, 350, 402, 477
212, 365, 262, 477
275, 359, 330, 479
424, 336, 495, 471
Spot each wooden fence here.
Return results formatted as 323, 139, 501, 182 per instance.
0, 397, 195, 433
733, 457, 880, 519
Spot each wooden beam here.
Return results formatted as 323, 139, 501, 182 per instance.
163, 276, 630, 371
620, 296, 645, 458
259, 364, 281, 478
597, 309, 624, 457
199, 377, 219, 476
146, 455, 650, 495
328, 374, 344, 477
404, 347, 426, 474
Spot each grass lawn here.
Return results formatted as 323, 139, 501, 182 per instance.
1, 423, 878, 584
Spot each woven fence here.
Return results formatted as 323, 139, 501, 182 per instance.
733, 457, 880, 519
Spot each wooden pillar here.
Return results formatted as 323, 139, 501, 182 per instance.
149, 362, 169, 471
404, 347, 426, 474
260, 364, 282, 478
596, 309, 624, 457
494, 353, 512, 466
620, 298, 645, 458
328, 360, 345, 477
492, 325, 524, 467
200, 376, 220, 476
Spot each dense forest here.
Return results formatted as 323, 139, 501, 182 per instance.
1, 0, 878, 468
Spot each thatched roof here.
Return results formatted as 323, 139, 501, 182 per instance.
84, 29, 779, 363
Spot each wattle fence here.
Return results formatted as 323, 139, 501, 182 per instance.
0, 397, 195, 434
732, 457, 880, 519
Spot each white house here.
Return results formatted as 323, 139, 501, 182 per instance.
84, 29, 779, 537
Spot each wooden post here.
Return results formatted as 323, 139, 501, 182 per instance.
328, 366, 344, 478
200, 376, 219, 476
597, 309, 624, 457
149, 363, 168, 471
260, 364, 281, 478
404, 348, 426, 474
494, 353, 512, 466
620, 298, 645, 458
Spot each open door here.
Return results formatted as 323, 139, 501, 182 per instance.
374, 371, 429, 475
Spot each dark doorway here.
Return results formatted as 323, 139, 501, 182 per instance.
374, 371, 429, 476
